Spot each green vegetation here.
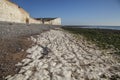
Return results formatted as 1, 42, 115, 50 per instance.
62, 27, 120, 53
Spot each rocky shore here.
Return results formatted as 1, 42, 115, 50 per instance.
0, 21, 59, 39
6, 29, 120, 80
0, 22, 59, 79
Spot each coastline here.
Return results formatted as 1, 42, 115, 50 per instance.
62, 27, 120, 53
6, 29, 120, 80
0, 22, 119, 79
62, 25, 120, 30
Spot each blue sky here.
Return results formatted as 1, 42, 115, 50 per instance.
12, 0, 120, 25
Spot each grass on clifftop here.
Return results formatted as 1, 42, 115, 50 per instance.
62, 27, 120, 54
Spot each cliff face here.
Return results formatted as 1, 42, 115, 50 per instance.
44, 18, 61, 25
0, 0, 41, 24
0, 0, 61, 25
29, 18, 42, 24
0, 0, 29, 23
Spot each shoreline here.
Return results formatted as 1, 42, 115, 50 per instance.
6, 29, 120, 80
62, 27, 120, 53
0, 22, 119, 79
62, 26, 120, 30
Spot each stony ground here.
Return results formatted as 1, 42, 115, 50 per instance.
0, 21, 59, 39
0, 22, 59, 79
6, 29, 120, 80
0, 36, 33, 79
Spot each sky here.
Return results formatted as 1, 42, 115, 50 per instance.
11, 0, 120, 26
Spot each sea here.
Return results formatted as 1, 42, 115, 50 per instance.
81, 26, 120, 30
63, 25, 120, 30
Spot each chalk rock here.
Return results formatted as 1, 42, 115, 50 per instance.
6, 29, 120, 80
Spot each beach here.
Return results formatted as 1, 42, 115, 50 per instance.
0, 22, 120, 80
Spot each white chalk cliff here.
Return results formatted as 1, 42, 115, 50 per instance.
6, 29, 120, 80
0, 0, 41, 24
0, 0, 61, 25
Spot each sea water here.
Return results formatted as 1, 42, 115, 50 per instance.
82, 26, 120, 30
